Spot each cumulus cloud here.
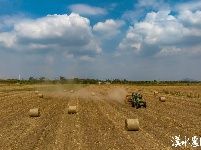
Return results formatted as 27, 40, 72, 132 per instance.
117, 9, 201, 57
178, 10, 201, 28
14, 13, 91, 46
79, 55, 94, 61
135, 0, 166, 10
174, 0, 201, 11
122, 0, 169, 22
0, 32, 16, 47
83, 39, 102, 53
116, 27, 142, 54
93, 19, 125, 39
0, 14, 27, 29
156, 46, 182, 57
68, 4, 107, 16
122, 9, 144, 22
0, 13, 102, 58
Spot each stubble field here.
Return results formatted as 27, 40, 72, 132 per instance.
0, 84, 200, 150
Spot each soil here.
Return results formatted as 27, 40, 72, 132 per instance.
0, 84, 200, 150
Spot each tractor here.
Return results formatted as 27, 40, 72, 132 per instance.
129, 93, 147, 109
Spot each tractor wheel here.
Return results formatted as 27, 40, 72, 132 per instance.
144, 102, 147, 108
136, 103, 139, 109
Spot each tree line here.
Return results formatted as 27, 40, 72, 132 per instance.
0, 76, 200, 85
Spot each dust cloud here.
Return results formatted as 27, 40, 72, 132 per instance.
107, 87, 127, 104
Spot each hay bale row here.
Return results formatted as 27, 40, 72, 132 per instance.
29, 108, 140, 132
29, 106, 78, 117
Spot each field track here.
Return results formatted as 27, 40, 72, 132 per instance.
0, 84, 200, 150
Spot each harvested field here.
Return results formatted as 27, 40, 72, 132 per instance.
0, 84, 200, 149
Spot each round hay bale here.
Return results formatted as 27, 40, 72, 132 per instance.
63, 90, 67, 92
29, 108, 40, 117
125, 119, 139, 131
35, 91, 38, 94
68, 106, 77, 114
154, 91, 158, 95
91, 93, 95, 96
159, 96, 166, 102
70, 90, 74, 93
38, 93, 43, 98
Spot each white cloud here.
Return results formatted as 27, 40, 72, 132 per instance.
117, 27, 142, 55
122, 9, 144, 22
0, 13, 102, 58
178, 10, 201, 28
0, 14, 27, 28
28, 43, 48, 49
122, 0, 169, 22
83, 39, 102, 53
135, 0, 166, 10
93, 19, 125, 39
175, 0, 201, 11
117, 9, 201, 56
68, 4, 107, 16
156, 46, 182, 57
14, 13, 91, 45
0, 32, 16, 47
79, 55, 94, 61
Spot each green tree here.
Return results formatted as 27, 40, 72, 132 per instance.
60, 76, 66, 84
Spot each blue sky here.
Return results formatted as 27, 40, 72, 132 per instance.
0, 0, 201, 80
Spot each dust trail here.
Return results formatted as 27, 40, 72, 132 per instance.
107, 87, 127, 104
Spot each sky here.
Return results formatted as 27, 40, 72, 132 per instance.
0, 0, 201, 81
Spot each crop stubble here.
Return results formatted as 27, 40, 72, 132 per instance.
0, 84, 200, 149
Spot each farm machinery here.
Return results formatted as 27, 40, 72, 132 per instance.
125, 93, 147, 109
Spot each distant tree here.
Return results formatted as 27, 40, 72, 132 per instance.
38, 77, 46, 83
60, 76, 66, 84
123, 79, 128, 84
29, 77, 35, 81
73, 78, 80, 84
60, 76, 66, 81
106, 79, 111, 83
28, 77, 37, 83
39, 77, 45, 80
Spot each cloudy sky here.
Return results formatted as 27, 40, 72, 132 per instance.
0, 0, 201, 80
